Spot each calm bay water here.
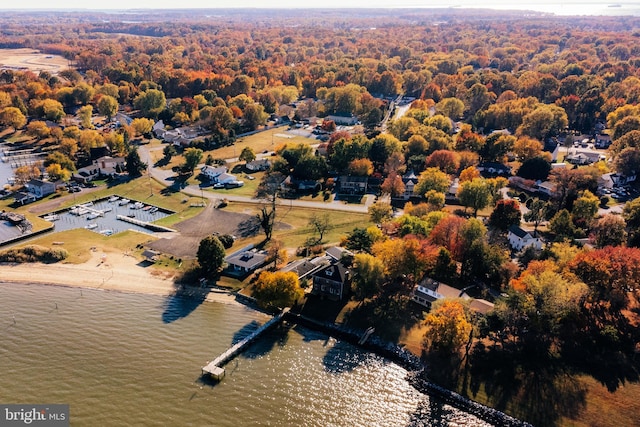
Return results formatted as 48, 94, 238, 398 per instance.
0, 282, 489, 427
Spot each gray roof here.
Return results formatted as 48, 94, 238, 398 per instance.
508, 224, 530, 239
312, 262, 349, 283
225, 250, 267, 269
281, 258, 324, 279
326, 246, 353, 261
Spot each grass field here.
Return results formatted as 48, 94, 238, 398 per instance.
16, 228, 157, 264
212, 127, 317, 159
221, 200, 371, 249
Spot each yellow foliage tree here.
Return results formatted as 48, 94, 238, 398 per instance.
423, 299, 472, 354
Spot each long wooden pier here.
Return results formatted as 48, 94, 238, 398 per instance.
202, 308, 289, 381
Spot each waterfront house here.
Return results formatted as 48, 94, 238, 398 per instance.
411, 276, 494, 313
311, 262, 351, 301
225, 249, 267, 275
25, 179, 55, 198
507, 225, 542, 251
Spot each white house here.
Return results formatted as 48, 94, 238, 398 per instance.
246, 159, 271, 172
25, 179, 55, 198
152, 120, 166, 138
201, 165, 228, 181
508, 225, 543, 251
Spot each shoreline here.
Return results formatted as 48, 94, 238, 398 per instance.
0, 251, 241, 306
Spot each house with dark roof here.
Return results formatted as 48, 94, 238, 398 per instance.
311, 262, 351, 301
25, 179, 55, 198
338, 176, 367, 195
280, 258, 326, 281
225, 249, 267, 275
508, 225, 542, 251
325, 246, 353, 263
398, 170, 418, 200
477, 162, 512, 177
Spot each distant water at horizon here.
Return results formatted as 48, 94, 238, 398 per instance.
0, 282, 490, 426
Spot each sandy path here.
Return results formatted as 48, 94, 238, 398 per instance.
0, 250, 240, 306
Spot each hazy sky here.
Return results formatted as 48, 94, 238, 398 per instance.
1, 1, 635, 15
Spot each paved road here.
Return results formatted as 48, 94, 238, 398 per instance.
138, 144, 373, 213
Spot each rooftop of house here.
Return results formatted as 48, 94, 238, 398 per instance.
508, 224, 531, 239
325, 246, 353, 262
313, 262, 349, 283
225, 250, 267, 269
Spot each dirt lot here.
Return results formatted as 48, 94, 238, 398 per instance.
0, 48, 69, 75
147, 203, 253, 258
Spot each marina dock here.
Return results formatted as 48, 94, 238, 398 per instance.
202, 308, 289, 381
115, 215, 176, 232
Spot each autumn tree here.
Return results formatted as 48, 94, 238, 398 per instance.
415, 167, 451, 196
372, 236, 432, 281
380, 172, 405, 199
351, 253, 385, 301
77, 105, 93, 129
0, 107, 26, 131
571, 190, 599, 228
459, 166, 480, 183
347, 158, 374, 176
131, 118, 154, 137
591, 214, 627, 248
623, 196, 640, 246
238, 146, 256, 164
423, 299, 472, 354
425, 150, 459, 174
26, 121, 50, 140
549, 209, 577, 240
497, 261, 587, 353
436, 97, 465, 120
457, 178, 491, 217
134, 89, 166, 118
253, 271, 303, 310
569, 247, 640, 311
368, 202, 393, 224
97, 95, 118, 121
513, 136, 544, 162
489, 199, 521, 230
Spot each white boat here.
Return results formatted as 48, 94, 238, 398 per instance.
108, 196, 119, 202
103, 207, 112, 213
43, 214, 59, 221
70, 207, 89, 216
149, 207, 158, 213
87, 213, 100, 220
85, 223, 98, 230
118, 199, 130, 206
131, 202, 144, 209
99, 229, 114, 236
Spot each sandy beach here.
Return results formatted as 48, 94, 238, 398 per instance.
0, 249, 240, 306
